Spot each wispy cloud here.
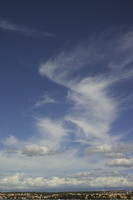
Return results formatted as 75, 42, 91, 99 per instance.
36, 118, 68, 149
1, 28, 133, 190
38, 28, 133, 173
35, 94, 57, 107
0, 19, 54, 37
3, 135, 18, 146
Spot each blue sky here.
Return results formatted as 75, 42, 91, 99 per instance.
0, 0, 133, 191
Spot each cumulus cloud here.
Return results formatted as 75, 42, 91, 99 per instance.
85, 144, 112, 154
22, 144, 51, 157
0, 172, 133, 191
85, 143, 133, 162
85, 143, 133, 154
107, 158, 133, 167
1, 135, 54, 157
2, 135, 57, 157
1, 120, 68, 157
0, 19, 54, 37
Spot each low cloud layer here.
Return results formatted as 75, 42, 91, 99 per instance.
0, 172, 133, 191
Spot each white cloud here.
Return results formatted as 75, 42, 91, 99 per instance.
0, 172, 132, 191
0, 20, 54, 37
36, 118, 68, 149
105, 152, 125, 159
2, 134, 55, 157
39, 32, 126, 147
1, 29, 133, 190
71, 169, 123, 178
66, 78, 116, 142
39, 61, 118, 145
114, 143, 133, 153
107, 158, 133, 168
35, 94, 57, 107
22, 144, 50, 157
37, 29, 133, 178
85, 143, 133, 162
3, 135, 18, 146
86, 144, 112, 154
39, 29, 133, 84
89, 176, 131, 188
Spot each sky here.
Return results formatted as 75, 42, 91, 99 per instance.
0, 0, 133, 191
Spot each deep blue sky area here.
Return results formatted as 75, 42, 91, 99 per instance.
0, 1, 133, 39
0, 0, 133, 191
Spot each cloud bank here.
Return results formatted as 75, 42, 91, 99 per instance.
0, 172, 133, 191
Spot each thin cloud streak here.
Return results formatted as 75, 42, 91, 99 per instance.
0, 20, 54, 38
35, 94, 57, 107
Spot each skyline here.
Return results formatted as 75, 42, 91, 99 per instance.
0, 0, 133, 191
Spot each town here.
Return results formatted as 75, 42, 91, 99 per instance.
0, 190, 133, 199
